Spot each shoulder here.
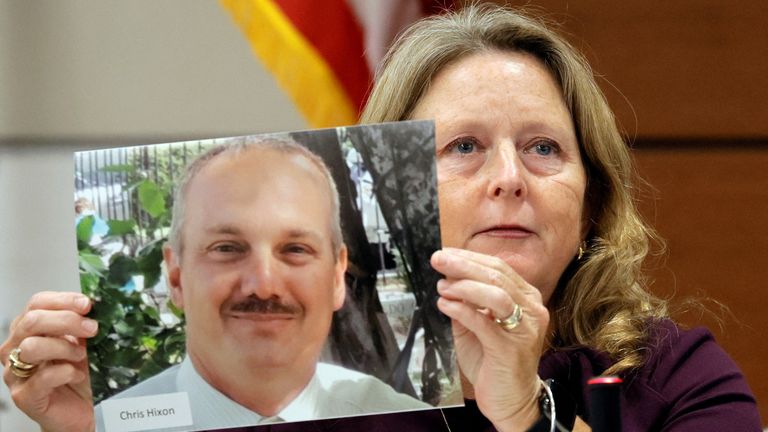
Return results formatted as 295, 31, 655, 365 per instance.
541, 320, 761, 431
625, 319, 761, 431
314, 363, 431, 413
639, 319, 747, 396
315, 362, 378, 383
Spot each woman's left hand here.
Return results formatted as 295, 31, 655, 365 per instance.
432, 247, 550, 432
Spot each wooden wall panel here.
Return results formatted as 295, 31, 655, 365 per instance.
634, 146, 768, 423
478, 0, 768, 138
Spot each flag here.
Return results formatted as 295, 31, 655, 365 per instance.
220, 0, 455, 128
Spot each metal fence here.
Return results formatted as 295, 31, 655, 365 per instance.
74, 141, 212, 245
73, 139, 392, 254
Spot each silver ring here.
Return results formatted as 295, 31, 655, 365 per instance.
494, 303, 523, 332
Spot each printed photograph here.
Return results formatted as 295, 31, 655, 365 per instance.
73, 120, 462, 432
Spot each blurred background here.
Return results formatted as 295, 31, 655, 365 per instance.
1, 0, 766, 430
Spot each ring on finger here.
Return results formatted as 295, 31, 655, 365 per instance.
8, 347, 39, 378
494, 303, 523, 332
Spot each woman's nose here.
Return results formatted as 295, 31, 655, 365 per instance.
485, 144, 527, 199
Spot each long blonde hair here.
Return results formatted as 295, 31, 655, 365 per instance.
361, 3, 667, 374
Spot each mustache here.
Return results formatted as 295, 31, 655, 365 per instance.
229, 295, 300, 315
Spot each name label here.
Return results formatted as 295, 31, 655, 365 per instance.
101, 392, 193, 432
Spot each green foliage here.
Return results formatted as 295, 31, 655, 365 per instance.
77, 175, 186, 403
137, 180, 166, 219
107, 219, 136, 236
76, 216, 96, 246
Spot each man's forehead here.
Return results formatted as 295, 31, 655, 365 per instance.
226, 147, 323, 175
183, 148, 334, 228
192, 147, 319, 188
175, 145, 338, 249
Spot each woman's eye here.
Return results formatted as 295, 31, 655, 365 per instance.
527, 140, 560, 157
445, 137, 481, 155
535, 143, 553, 155
456, 140, 475, 154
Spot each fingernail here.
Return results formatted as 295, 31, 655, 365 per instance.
432, 251, 445, 266
75, 296, 90, 311
82, 319, 98, 334
436, 279, 447, 292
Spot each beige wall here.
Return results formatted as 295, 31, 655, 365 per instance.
0, 0, 305, 139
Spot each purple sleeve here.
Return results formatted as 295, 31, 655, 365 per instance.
623, 322, 762, 431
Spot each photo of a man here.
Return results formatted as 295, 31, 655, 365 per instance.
93, 137, 430, 431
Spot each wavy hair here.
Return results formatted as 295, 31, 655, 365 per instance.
360, 3, 667, 374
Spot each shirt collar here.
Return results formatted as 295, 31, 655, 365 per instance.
177, 357, 317, 425
276, 367, 322, 422
177, 357, 279, 426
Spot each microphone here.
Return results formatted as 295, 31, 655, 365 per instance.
587, 376, 623, 432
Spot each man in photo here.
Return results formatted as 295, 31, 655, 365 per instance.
95, 137, 429, 431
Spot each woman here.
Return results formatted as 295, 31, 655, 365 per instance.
361, 3, 761, 430
1, 4, 761, 431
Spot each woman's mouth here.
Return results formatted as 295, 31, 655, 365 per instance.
474, 225, 534, 239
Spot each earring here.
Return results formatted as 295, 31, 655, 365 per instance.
577, 240, 587, 260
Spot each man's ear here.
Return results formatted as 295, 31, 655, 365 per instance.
332, 245, 348, 311
163, 244, 184, 309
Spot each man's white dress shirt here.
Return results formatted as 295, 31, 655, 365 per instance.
95, 357, 430, 432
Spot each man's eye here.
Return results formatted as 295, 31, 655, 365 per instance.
284, 244, 311, 254
212, 244, 242, 253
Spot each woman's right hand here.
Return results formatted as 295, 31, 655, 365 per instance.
431, 248, 550, 432
1, 291, 98, 432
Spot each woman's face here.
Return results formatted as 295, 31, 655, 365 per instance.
411, 51, 587, 303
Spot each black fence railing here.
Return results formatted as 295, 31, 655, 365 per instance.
74, 141, 213, 246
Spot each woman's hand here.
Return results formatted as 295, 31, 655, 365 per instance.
432, 248, 550, 432
1, 291, 98, 432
